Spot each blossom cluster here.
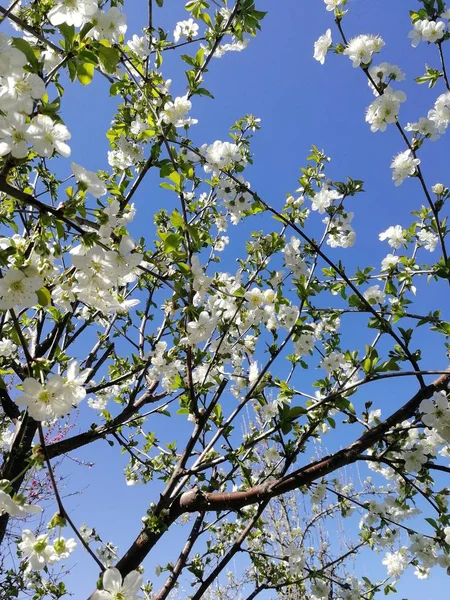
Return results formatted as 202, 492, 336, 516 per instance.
0, 34, 70, 160
409, 19, 446, 47
0, 0, 449, 598
48, 1, 127, 44
18, 529, 77, 571
15, 361, 88, 421
69, 236, 142, 314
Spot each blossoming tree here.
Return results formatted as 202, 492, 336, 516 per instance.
0, 0, 450, 598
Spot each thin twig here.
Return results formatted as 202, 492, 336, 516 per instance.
37, 424, 105, 571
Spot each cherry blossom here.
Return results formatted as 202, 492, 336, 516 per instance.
91, 568, 142, 600
48, 0, 98, 27
313, 29, 332, 64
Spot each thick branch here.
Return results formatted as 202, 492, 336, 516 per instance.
0, 176, 88, 235
0, 415, 37, 544
0, 387, 20, 422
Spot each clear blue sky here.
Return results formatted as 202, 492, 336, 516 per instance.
13, 0, 450, 597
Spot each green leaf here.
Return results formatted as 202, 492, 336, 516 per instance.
97, 45, 119, 74
200, 12, 213, 28
77, 61, 95, 85
110, 81, 122, 96
177, 262, 191, 274
40, 97, 61, 115
286, 406, 307, 421
195, 47, 205, 66
160, 232, 182, 252
58, 24, 75, 50
160, 182, 177, 191
78, 49, 99, 65
168, 171, 182, 187
67, 59, 77, 81
11, 37, 39, 71
170, 209, 185, 229
79, 22, 94, 41
36, 287, 51, 307
194, 87, 214, 99
187, 0, 210, 18
415, 65, 443, 89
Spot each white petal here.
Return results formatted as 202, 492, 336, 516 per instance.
103, 568, 122, 593
90, 592, 111, 600
55, 141, 71, 157
22, 378, 42, 397
122, 570, 143, 593
0, 140, 11, 156
11, 140, 29, 159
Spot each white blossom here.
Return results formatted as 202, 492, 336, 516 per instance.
369, 62, 405, 90
187, 311, 216, 344
202, 140, 244, 175
403, 446, 427, 472
72, 163, 107, 198
28, 115, 71, 158
417, 228, 438, 252
91, 567, 142, 600
432, 183, 445, 194
52, 537, 77, 560
428, 91, 450, 132
213, 38, 249, 58
409, 19, 445, 47
344, 34, 385, 67
311, 188, 342, 213
382, 547, 408, 578
420, 391, 450, 440
48, 0, 98, 27
444, 526, 450, 545
0, 112, 34, 159
0, 484, 42, 518
127, 34, 150, 58
15, 374, 80, 421
366, 86, 406, 132
161, 95, 198, 128
381, 253, 400, 271
108, 136, 144, 170
0, 267, 43, 310
324, 0, 343, 10
0, 339, 17, 357
405, 117, 440, 140
92, 7, 127, 44
313, 29, 332, 65
311, 579, 329, 599
294, 331, 315, 356
18, 530, 57, 570
390, 150, 420, 186
284, 236, 308, 277
0, 33, 27, 76
0, 73, 45, 114
321, 351, 350, 375
41, 48, 61, 73
379, 225, 406, 249
173, 18, 199, 43
363, 285, 385, 304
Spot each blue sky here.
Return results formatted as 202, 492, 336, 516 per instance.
6, 0, 450, 597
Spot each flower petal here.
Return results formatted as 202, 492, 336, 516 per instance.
103, 567, 122, 593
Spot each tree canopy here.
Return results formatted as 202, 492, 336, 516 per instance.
0, 0, 450, 599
